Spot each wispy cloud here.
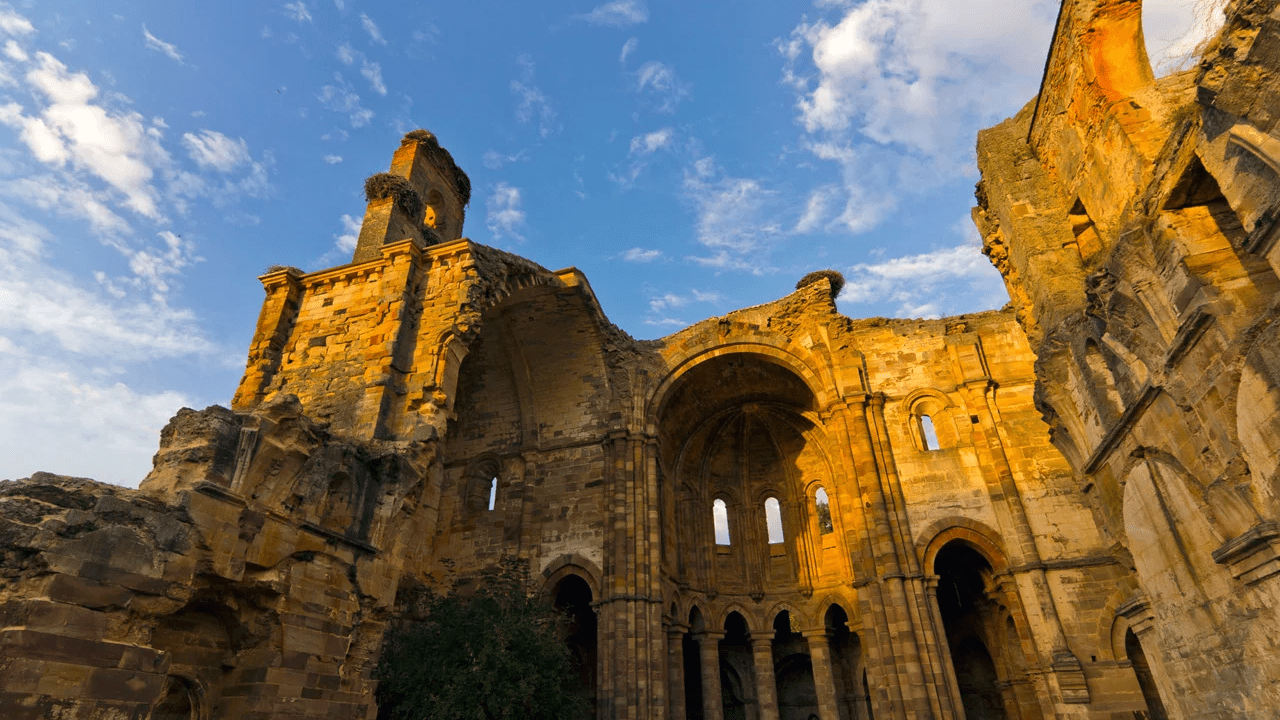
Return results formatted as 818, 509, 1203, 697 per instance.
578, 0, 648, 27
283, 1, 312, 22
482, 148, 529, 169
335, 42, 386, 96
630, 127, 672, 155
611, 127, 674, 188
643, 287, 721, 327
511, 56, 558, 138
334, 212, 360, 252
621, 247, 662, 262
839, 224, 1007, 317
182, 129, 249, 172
323, 154, 342, 164
142, 25, 184, 64
318, 73, 373, 127
682, 157, 780, 274
361, 59, 386, 95
635, 61, 690, 113
619, 37, 638, 64
486, 182, 526, 241
360, 13, 387, 45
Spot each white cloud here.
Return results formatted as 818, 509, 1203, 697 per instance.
486, 182, 526, 241
635, 61, 690, 113
0, 204, 213, 359
682, 157, 780, 274
0, 5, 34, 37
1144, 0, 1228, 75
621, 247, 661, 262
334, 0, 345, 9
643, 287, 721, 327
284, 2, 312, 22
511, 57, 558, 138
482, 149, 528, 169
336, 42, 355, 64
142, 24, 184, 64
361, 13, 387, 45
9, 52, 173, 219
794, 185, 837, 234
619, 37, 638, 64
579, 0, 648, 27
0, 358, 190, 486
318, 74, 373, 127
182, 129, 249, 172
780, 0, 1058, 234
611, 127, 674, 188
361, 58, 386, 95
334, 212, 360, 252
323, 154, 342, 164
124, 230, 200, 296
840, 235, 1007, 318
3, 39, 26, 62
629, 127, 672, 155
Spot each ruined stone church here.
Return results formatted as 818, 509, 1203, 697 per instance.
2, 1, 1280, 718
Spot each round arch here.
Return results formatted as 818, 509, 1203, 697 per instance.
540, 553, 603, 601
648, 343, 833, 425
917, 517, 1010, 575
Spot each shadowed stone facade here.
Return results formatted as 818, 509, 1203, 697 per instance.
0, 1, 1277, 718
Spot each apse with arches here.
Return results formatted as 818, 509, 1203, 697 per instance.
656, 351, 847, 595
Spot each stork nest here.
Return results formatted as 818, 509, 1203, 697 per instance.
364, 173, 423, 218
400, 129, 472, 205
796, 269, 846, 299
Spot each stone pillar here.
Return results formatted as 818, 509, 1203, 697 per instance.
924, 575, 965, 720
696, 632, 725, 720
668, 625, 689, 720
750, 636, 780, 720
232, 268, 303, 410
803, 630, 843, 720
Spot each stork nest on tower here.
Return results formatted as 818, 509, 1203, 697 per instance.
796, 269, 846, 299
364, 173, 423, 218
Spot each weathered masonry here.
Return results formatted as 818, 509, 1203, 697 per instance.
0, 1, 1277, 719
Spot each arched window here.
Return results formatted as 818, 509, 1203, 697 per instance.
920, 415, 939, 451
713, 499, 731, 545
764, 497, 784, 544
814, 487, 834, 535
487, 476, 498, 511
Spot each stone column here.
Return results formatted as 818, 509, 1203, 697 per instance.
750, 636, 780, 720
803, 630, 843, 720
668, 625, 689, 720
697, 632, 725, 720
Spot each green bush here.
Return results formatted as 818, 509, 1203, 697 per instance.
375, 556, 589, 720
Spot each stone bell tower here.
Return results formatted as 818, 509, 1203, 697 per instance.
351, 129, 472, 263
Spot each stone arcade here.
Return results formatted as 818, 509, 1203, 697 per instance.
2, 1, 1279, 718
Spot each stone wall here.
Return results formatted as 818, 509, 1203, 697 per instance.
976, 0, 1280, 718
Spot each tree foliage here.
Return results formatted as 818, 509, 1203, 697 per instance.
375, 556, 589, 720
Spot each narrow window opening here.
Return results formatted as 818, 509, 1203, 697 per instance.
1068, 198, 1103, 261
764, 497, 784, 544
920, 415, 940, 451
815, 487, 834, 535
713, 499, 731, 546
487, 477, 498, 511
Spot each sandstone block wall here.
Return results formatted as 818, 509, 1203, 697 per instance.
976, 0, 1280, 717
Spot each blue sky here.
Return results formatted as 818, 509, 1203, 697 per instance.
0, 0, 1216, 484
